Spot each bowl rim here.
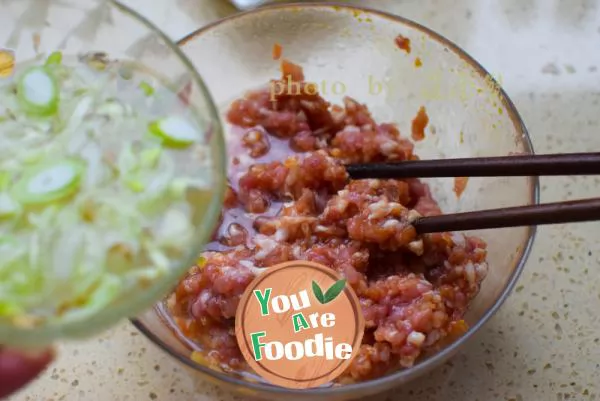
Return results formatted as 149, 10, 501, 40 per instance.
132, 2, 540, 396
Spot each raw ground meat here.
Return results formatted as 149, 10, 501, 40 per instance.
166, 60, 489, 384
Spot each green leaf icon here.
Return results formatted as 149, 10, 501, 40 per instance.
312, 281, 325, 304
312, 279, 347, 305
323, 279, 347, 304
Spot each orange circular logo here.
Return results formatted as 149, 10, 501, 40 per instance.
235, 261, 365, 389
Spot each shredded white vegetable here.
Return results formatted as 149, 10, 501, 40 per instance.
0, 52, 214, 326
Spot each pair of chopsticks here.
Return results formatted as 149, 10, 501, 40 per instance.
345, 152, 600, 234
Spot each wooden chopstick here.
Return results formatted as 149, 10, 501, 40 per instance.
346, 152, 600, 179
413, 198, 600, 234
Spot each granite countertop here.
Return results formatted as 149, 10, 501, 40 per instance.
8, 0, 600, 400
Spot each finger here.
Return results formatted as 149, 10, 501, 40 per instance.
0, 348, 55, 399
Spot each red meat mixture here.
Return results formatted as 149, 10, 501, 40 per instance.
166, 61, 489, 383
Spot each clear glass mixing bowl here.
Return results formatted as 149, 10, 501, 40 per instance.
0, 0, 226, 348
132, 3, 538, 400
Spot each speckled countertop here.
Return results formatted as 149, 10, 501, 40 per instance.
8, 0, 600, 400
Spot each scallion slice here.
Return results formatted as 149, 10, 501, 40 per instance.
12, 158, 86, 206
17, 67, 60, 116
45, 51, 63, 66
148, 116, 201, 148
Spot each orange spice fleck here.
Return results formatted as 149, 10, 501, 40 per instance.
414, 57, 423, 68
272, 43, 283, 60
449, 319, 469, 337
395, 34, 411, 53
32, 32, 41, 52
454, 177, 469, 198
426, 318, 469, 351
411, 106, 428, 141
280, 59, 304, 81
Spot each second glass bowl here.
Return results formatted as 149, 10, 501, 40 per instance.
0, 0, 226, 348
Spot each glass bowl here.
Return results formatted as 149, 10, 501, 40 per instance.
0, 0, 226, 347
132, 3, 539, 400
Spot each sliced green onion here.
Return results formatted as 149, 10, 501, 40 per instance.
0, 193, 20, 218
0, 172, 11, 191
12, 158, 86, 206
140, 147, 162, 168
125, 178, 145, 193
57, 275, 123, 323
139, 81, 154, 96
97, 100, 126, 117
148, 116, 201, 148
169, 178, 189, 198
21, 149, 45, 165
73, 88, 88, 97
117, 144, 138, 175
0, 301, 22, 317
17, 67, 60, 116
45, 51, 63, 66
